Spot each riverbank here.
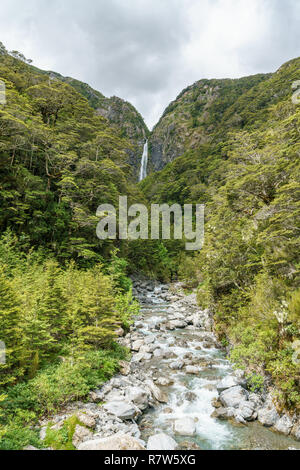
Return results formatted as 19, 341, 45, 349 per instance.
36, 281, 300, 450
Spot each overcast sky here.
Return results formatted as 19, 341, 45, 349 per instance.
0, 0, 299, 128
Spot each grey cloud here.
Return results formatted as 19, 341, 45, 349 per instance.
0, 0, 299, 127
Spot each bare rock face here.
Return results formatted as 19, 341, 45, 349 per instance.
78, 434, 146, 451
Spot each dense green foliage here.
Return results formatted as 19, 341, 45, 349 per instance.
0, 48, 147, 262
0, 231, 137, 449
0, 41, 299, 449
142, 57, 300, 409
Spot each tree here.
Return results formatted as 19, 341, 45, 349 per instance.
0, 267, 22, 384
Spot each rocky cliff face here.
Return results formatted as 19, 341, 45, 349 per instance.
47, 73, 149, 178
95, 95, 148, 172
149, 74, 270, 172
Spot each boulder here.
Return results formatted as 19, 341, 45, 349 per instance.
185, 366, 199, 375
211, 407, 235, 420
292, 423, 300, 441
274, 415, 294, 436
169, 320, 187, 329
119, 361, 131, 376
76, 412, 96, 429
78, 434, 145, 450
237, 401, 256, 422
115, 327, 125, 337
257, 402, 280, 427
132, 340, 144, 352
174, 418, 196, 436
143, 353, 152, 361
132, 353, 145, 363
146, 380, 168, 403
72, 425, 93, 448
144, 336, 155, 345
216, 375, 244, 393
89, 390, 103, 403
125, 386, 149, 411
191, 314, 203, 328
219, 386, 249, 409
103, 401, 141, 420
105, 390, 124, 402
155, 377, 174, 386
147, 433, 178, 451
139, 345, 151, 354
169, 360, 184, 370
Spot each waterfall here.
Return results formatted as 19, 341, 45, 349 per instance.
139, 141, 148, 182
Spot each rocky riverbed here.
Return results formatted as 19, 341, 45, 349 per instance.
37, 281, 300, 451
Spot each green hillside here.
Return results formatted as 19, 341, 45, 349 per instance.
141, 57, 300, 409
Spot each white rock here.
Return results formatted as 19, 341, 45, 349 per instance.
155, 377, 174, 386
169, 360, 184, 370
274, 415, 294, 436
257, 400, 280, 427
219, 386, 249, 409
185, 366, 199, 375
132, 353, 145, 363
131, 339, 143, 351
237, 401, 256, 421
168, 320, 187, 329
144, 336, 155, 345
147, 433, 178, 450
174, 418, 196, 436
145, 379, 168, 403
103, 401, 141, 420
125, 386, 149, 411
292, 423, 300, 441
216, 375, 244, 393
78, 434, 145, 450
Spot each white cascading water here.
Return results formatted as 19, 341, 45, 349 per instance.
139, 140, 148, 182
136, 289, 300, 450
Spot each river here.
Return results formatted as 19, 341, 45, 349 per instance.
134, 284, 300, 450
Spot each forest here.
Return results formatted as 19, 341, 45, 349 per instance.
0, 41, 299, 449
